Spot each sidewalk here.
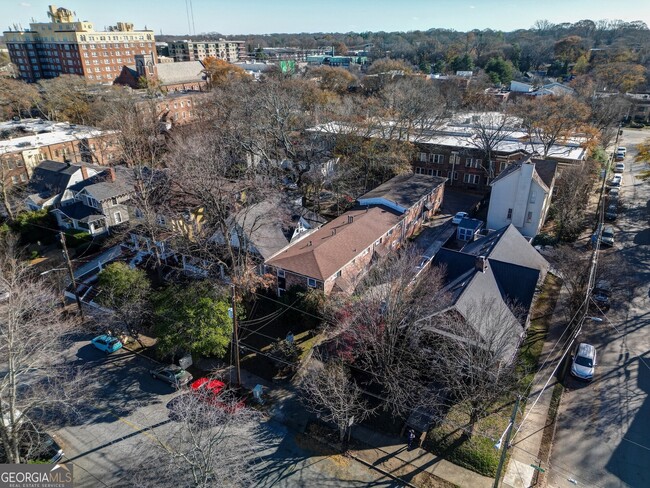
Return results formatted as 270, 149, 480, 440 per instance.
350, 425, 493, 488
502, 281, 570, 487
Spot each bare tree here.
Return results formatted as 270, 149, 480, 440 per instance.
300, 359, 374, 442
551, 160, 596, 241
465, 112, 517, 182
0, 235, 86, 463
129, 388, 264, 488
424, 298, 522, 437
326, 250, 449, 417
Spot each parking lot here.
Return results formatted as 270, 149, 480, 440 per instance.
549, 129, 650, 488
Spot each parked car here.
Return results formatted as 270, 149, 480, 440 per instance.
607, 174, 622, 188
24, 431, 64, 464
571, 343, 597, 381
605, 204, 618, 220
190, 377, 244, 412
91, 335, 123, 354
607, 187, 620, 199
615, 146, 626, 160
451, 212, 468, 225
150, 365, 193, 388
614, 162, 625, 173
592, 225, 615, 247
591, 280, 611, 312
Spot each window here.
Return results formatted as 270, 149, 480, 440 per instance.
530, 190, 536, 203
114, 212, 123, 224
307, 278, 317, 288
500, 162, 508, 171
429, 153, 444, 164
507, 208, 513, 220
20, 174, 27, 182
11, 176, 19, 185
277, 269, 285, 278
419, 152, 428, 162
463, 174, 481, 184
111, 197, 118, 206
526, 211, 533, 223
335, 270, 342, 278
465, 158, 482, 168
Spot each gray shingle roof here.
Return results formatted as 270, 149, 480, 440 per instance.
54, 202, 104, 223
490, 156, 557, 190
69, 166, 135, 201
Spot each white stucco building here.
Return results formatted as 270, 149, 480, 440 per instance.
487, 156, 557, 238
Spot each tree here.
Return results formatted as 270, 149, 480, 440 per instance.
448, 53, 474, 73
325, 250, 449, 417
310, 66, 357, 94
38, 75, 95, 124
130, 388, 264, 487
425, 298, 521, 437
634, 139, 650, 182
0, 78, 41, 120
0, 235, 86, 463
550, 160, 596, 241
592, 62, 646, 92
466, 112, 517, 181
300, 359, 373, 442
96, 262, 151, 343
202, 57, 247, 89
484, 57, 515, 85
153, 281, 233, 359
554, 36, 587, 63
367, 58, 413, 75
515, 96, 594, 158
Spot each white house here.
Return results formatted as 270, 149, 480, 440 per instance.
487, 156, 557, 238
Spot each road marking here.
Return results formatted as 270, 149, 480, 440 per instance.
106, 408, 171, 450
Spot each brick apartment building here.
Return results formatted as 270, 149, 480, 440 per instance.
135, 91, 209, 127
310, 113, 587, 193
4, 5, 156, 84
265, 173, 446, 295
167, 40, 245, 63
1, 119, 118, 191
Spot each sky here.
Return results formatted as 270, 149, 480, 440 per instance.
5, 0, 650, 36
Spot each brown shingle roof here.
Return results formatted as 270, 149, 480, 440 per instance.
265, 206, 402, 281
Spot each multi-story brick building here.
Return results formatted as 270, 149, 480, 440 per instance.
135, 91, 209, 128
168, 39, 245, 63
310, 113, 588, 193
4, 5, 156, 84
265, 173, 446, 296
0, 119, 119, 191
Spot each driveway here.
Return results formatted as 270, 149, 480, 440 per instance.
548, 128, 650, 488
55, 341, 398, 487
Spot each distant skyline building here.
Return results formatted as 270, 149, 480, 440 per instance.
3, 5, 157, 84
167, 39, 245, 63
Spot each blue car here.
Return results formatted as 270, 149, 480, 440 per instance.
91, 335, 123, 354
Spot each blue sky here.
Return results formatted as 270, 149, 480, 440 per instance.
6, 0, 650, 36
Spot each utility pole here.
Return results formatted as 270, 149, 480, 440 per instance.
59, 231, 83, 318
230, 284, 241, 387
493, 395, 520, 488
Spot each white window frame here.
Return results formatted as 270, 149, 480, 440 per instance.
463, 173, 480, 184
307, 278, 317, 288
507, 208, 513, 220
465, 158, 482, 168
114, 211, 123, 224
277, 269, 285, 278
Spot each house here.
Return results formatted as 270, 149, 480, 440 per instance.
457, 217, 483, 242
625, 93, 650, 123
265, 173, 446, 295
25, 160, 100, 210
510, 81, 534, 93
421, 224, 550, 359
51, 166, 135, 235
487, 156, 557, 238
223, 196, 327, 264
530, 82, 575, 97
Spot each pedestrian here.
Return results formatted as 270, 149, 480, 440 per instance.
407, 428, 416, 450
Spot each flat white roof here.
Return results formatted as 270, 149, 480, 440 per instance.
0, 119, 113, 155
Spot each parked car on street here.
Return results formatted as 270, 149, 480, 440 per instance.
451, 212, 468, 225
607, 187, 620, 199
607, 174, 622, 188
190, 377, 245, 412
591, 280, 611, 312
615, 147, 626, 160
592, 225, 615, 247
571, 343, 597, 381
91, 335, 123, 354
150, 365, 193, 388
605, 204, 618, 220
614, 162, 625, 173
23, 431, 65, 464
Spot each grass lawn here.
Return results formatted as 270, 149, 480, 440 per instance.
425, 272, 562, 477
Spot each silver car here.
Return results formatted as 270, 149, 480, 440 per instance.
150, 365, 193, 388
571, 343, 597, 381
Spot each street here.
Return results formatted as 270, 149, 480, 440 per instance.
54, 340, 399, 487
549, 129, 650, 488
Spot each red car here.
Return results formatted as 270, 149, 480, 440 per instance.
190, 378, 244, 412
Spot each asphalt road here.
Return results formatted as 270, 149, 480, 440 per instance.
548, 129, 650, 488
54, 340, 398, 487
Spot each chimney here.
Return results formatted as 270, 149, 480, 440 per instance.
108, 167, 116, 182
475, 256, 488, 273
80, 165, 89, 180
